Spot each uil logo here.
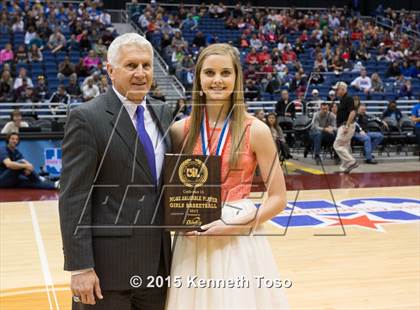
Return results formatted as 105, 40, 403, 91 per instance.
178, 158, 208, 187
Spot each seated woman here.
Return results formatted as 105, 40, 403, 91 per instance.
266, 112, 292, 159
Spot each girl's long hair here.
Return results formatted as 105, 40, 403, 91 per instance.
185, 43, 247, 167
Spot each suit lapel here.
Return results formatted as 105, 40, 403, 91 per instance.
105, 89, 154, 183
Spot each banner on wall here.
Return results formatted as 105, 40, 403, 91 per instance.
44, 148, 62, 175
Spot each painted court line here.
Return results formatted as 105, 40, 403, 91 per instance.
28, 201, 60, 310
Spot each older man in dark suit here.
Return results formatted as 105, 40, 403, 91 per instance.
59, 33, 172, 309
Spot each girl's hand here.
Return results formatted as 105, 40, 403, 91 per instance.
185, 219, 252, 236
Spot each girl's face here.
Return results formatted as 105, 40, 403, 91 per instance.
267, 114, 276, 125
200, 54, 236, 103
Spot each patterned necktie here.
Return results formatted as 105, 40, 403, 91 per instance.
136, 105, 156, 183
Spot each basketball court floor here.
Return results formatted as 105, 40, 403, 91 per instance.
1, 160, 419, 310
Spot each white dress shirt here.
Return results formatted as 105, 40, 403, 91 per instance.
112, 86, 166, 181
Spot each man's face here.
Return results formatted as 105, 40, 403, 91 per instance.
282, 91, 288, 100
8, 134, 19, 148
107, 44, 153, 103
336, 86, 346, 97
320, 104, 329, 113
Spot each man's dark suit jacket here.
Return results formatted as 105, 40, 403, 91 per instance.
59, 88, 173, 290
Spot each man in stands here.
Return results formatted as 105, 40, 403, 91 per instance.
275, 90, 296, 119
0, 132, 58, 189
351, 68, 372, 94
309, 102, 337, 165
353, 103, 387, 164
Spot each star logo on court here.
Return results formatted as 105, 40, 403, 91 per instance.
323, 214, 394, 231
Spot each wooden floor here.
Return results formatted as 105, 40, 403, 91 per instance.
1, 186, 419, 310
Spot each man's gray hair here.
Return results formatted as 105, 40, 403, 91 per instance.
107, 33, 154, 66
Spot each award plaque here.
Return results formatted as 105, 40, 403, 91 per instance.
163, 154, 221, 230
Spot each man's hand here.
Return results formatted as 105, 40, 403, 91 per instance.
71, 270, 103, 305
25, 163, 34, 172
360, 130, 366, 136
325, 127, 334, 134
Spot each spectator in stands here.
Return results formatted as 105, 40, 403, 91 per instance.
290, 70, 307, 96
75, 57, 89, 77
0, 70, 13, 102
311, 67, 325, 85
83, 50, 101, 74
329, 54, 344, 73
24, 25, 37, 46
58, 56, 77, 81
355, 41, 371, 61
314, 53, 327, 72
244, 79, 260, 101
410, 101, 420, 155
77, 29, 92, 51
245, 47, 259, 65
93, 38, 108, 60
307, 89, 323, 112
178, 54, 194, 87
385, 61, 401, 78
353, 103, 386, 164
327, 90, 337, 102
264, 73, 281, 95
0, 132, 58, 189
257, 46, 271, 65
399, 79, 414, 99
28, 32, 44, 50
15, 82, 33, 102
400, 60, 416, 78
275, 90, 296, 119
14, 68, 33, 90
333, 81, 358, 173
250, 33, 262, 50
371, 73, 384, 93
281, 46, 297, 64
49, 85, 71, 115
15, 45, 28, 63
28, 44, 43, 62
66, 75, 82, 102
67, 34, 80, 51
382, 100, 403, 123
1, 110, 29, 134
0, 43, 14, 64
172, 30, 187, 48
82, 78, 100, 101
351, 68, 372, 94
254, 109, 266, 122
181, 13, 198, 31
47, 28, 66, 53
387, 45, 404, 62
330, 102, 338, 115
99, 75, 109, 94
33, 75, 50, 102
172, 98, 191, 121
192, 31, 207, 48
266, 112, 292, 159
151, 86, 166, 102
11, 16, 24, 32
309, 102, 337, 164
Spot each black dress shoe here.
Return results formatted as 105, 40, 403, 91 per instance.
365, 159, 378, 164
314, 155, 321, 165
